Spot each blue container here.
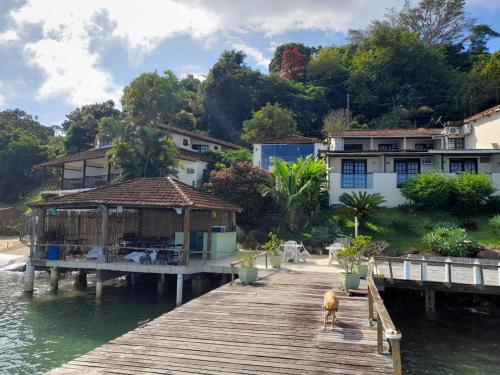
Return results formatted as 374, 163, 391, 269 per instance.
47, 246, 61, 260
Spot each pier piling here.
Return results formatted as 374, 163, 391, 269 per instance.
24, 263, 35, 293
50, 267, 59, 291
176, 274, 183, 307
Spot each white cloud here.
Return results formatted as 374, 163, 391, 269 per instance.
3, 0, 403, 107
230, 42, 270, 68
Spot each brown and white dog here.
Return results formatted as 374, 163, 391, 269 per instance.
323, 291, 339, 330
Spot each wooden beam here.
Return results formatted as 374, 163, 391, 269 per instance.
82, 159, 87, 188
205, 210, 213, 262
231, 211, 236, 231
60, 164, 65, 190
183, 208, 190, 266
100, 206, 109, 260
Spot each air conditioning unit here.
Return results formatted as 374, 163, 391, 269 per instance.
446, 127, 461, 135
422, 158, 433, 165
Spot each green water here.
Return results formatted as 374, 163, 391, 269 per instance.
384, 290, 500, 375
0, 271, 175, 375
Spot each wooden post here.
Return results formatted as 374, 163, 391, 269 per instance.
74, 269, 87, 290
386, 331, 402, 375
420, 256, 428, 285
377, 317, 383, 354
157, 274, 166, 297
444, 257, 452, 285
50, 267, 59, 291
498, 262, 500, 286
205, 210, 213, 263
24, 263, 35, 293
100, 206, 109, 262
35, 208, 46, 254
231, 210, 236, 231
182, 208, 190, 266
368, 292, 374, 321
424, 289, 436, 320
82, 159, 87, 188
60, 164, 65, 190
176, 273, 183, 307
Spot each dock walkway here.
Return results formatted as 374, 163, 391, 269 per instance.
47, 270, 392, 374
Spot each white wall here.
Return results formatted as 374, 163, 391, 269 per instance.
329, 172, 408, 207
465, 111, 500, 149
176, 159, 208, 188
253, 143, 262, 167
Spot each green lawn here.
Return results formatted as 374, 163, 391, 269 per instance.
331, 207, 500, 255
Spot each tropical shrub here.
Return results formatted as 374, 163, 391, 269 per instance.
451, 173, 495, 210
238, 251, 258, 268
261, 232, 281, 256
204, 162, 274, 224
338, 191, 385, 218
489, 215, 500, 233
400, 172, 452, 208
307, 220, 340, 250
422, 226, 480, 257
459, 217, 478, 231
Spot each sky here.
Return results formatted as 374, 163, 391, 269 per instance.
0, 0, 499, 126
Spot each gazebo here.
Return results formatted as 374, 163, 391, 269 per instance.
30, 177, 241, 265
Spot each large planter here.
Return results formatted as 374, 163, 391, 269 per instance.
270, 255, 282, 269
339, 272, 361, 290
355, 264, 368, 278
238, 267, 258, 284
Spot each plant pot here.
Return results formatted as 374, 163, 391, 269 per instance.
338, 272, 360, 290
355, 264, 368, 278
238, 267, 258, 284
270, 255, 282, 268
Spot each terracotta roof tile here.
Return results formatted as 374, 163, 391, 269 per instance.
260, 135, 323, 144
463, 104, 500, 123
328, 128, 443, 137
32, 177, 241, 211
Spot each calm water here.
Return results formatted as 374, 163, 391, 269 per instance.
384, 290, 500, 375
0, 271, 176, 375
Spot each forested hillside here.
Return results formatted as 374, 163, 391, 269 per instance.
0, 0, 499, 204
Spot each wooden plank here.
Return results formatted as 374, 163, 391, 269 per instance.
45, 271, 392, 374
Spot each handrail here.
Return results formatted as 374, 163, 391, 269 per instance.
367, 260, 402, 375
230, 250, 268, 284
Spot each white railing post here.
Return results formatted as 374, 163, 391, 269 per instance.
498, 262, 500, 286
444, 257, 452, 284
473, 259, 481, 286
420, 256, 428, 282
403, 256, 411, 280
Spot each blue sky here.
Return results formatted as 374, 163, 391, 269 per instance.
0, 0, 499, 126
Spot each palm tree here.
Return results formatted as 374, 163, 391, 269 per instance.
260, 156, 326, 231
339, 191, 385, 235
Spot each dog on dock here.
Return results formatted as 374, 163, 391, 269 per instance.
323, 291, 339, 330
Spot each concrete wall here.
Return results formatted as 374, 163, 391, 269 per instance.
329, 172, 408, 207
176, 159, 208, 188
465, 112, 500, 149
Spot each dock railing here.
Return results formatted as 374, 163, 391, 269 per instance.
230, 250, 268, 284
367, 260, 402, 375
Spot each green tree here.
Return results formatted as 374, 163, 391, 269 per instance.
241, 103, 298, 144
451, 173, 495, 211
338, 191, 385, 218
62, 100, 120, 153
0, 110, 60, 202
204, 161, 273, 224
107, 125, 180, 180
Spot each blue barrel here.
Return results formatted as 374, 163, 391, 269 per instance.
47, 246, 61, 260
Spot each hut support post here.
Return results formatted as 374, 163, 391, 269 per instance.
50, 267, 59, 291
74, 269, 87, 289
176, 274, 183, 307
24, 263, 35, 293
35, 208, 45, 254
182, 208, 190, 266
96, 270, 103, 300
157, 274, 166, 297
100, 205, 109, 262
204, 210, 213, 263
424, 289, 436, 320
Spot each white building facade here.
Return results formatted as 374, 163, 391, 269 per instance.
325, 104, 500, 207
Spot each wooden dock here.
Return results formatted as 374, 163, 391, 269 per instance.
47, 270, 392, 374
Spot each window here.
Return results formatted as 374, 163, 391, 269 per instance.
261, 143, 315, 170
448, 138, 464, 150
182, 138, 189, 146
450, 159, 477, 173
214, 146, 219, 150
186, 168, 195, 174
341, 159, 367, 188
394, 159, 420, 188
479, 156, 490, 163
378, 144, 399, 151
344, 144, 363, 151
192, 144, 209, 153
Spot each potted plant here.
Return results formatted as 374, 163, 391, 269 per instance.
336, 244, 362, 290
237, 251, 259, 284
351, 235, 371, 278
261, 232, 282, 268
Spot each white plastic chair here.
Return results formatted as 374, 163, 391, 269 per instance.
327, 236, 352, 267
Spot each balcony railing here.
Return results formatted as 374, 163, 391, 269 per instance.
84, 175, 109, 189
340, 173, 374, 189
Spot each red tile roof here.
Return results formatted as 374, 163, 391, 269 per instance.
328, 128, 443, 137
463, 104, 500, 123
261, 135, 323, 144
32, 177, 241, 211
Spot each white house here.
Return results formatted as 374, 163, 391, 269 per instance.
324, 104, 500, 207
36, 125, 242, 197
252, 135, 326, 171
